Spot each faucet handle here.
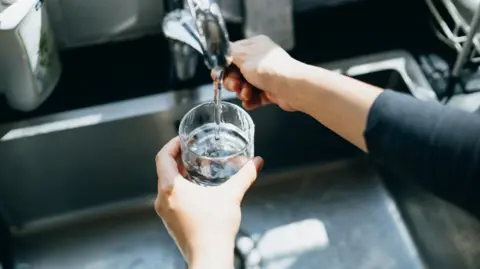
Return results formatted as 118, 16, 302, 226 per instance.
185, 0, 231, 69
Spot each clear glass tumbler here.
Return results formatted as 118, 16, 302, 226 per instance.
179, 101, 255, 186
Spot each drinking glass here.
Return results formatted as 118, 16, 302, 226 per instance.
179, 101, 255, 186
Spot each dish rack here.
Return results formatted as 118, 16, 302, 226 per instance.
426, 0, 480, 75
426, 0, 480, 101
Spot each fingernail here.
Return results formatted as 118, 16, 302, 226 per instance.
241, 89, 249, 100
227, 80, 234, 90
255, 157, 265, 171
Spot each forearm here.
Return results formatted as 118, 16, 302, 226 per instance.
365, 91, 480, 215
287, 62, 382, 151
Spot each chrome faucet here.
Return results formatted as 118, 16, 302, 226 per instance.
163, 0, 231, 74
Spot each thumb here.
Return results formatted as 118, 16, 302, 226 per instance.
224, 157, 264, 199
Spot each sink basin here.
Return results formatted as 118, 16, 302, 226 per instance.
2, 50, 478, 269
10, 161, 422, 269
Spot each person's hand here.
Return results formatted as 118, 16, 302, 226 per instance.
215, 35, 303, 111
154, 137, 264, 268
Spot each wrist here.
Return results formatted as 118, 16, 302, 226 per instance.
281, 60, 318, 112
188, 241, 235, 269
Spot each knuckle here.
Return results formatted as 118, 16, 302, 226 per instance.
154, 198, 164, 214
158, 182, 173, 194
155, 196, 174, 215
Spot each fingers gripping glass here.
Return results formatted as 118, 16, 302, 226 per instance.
179, 102, 255, 186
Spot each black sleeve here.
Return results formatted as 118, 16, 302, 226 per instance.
364, 90, 480, 211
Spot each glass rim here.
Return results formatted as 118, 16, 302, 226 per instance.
179, 101, 254, 161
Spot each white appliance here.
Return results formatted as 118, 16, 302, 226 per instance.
0, 0, 61, 112
45, 0, 165, 49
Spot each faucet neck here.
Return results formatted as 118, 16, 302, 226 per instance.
185, 0, 231, 69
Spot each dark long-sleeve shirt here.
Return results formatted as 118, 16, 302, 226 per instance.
364, 90, 480, 215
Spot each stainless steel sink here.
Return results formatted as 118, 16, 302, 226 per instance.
2, 50, 479, 269
11, 160, 423, 269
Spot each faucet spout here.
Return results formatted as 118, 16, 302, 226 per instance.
163, 0, 231, 71
185, 0, 231, 70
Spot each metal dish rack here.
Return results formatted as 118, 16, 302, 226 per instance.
426, 0, 480, 79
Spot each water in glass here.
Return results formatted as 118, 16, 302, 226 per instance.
184, 122, 251, 185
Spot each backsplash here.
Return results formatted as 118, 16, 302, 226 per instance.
45, 0, 165, 49
44, 0, 363, 50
